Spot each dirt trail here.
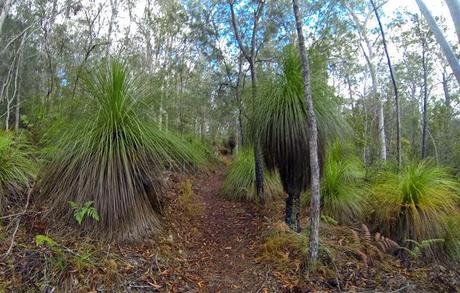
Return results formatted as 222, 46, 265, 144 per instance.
182, 167, 281, 292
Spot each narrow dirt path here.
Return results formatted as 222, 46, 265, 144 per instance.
182, 167, 281, 292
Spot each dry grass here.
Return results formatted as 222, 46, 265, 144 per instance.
177, 179, 204, 216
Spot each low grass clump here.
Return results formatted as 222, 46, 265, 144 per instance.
372, 160, 459, 243
0, 131, 36, 212
302, 142, 367, 224
443, 214, 460, 260
178, 179, 204, 216
260, 221, 308, 270
221, 148, 283, 203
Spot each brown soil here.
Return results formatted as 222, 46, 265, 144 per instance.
1, 163, 459, 292
178, 167, 282, 292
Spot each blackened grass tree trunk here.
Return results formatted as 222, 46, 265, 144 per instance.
370, 0, 401, 168
229, 0, 266, 205
291, 0, 322, 267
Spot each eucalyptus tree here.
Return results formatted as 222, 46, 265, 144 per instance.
445, 0, 460, 44
342, 0, 388, 162
228, 0, 266, 204
292, 0, 322, 265
0, 0, 13, 35
415, 0, 460, 85
370, 0, 401, 167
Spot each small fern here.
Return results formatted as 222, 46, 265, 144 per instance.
404, 239, 445, 258
69, 201, 100, 225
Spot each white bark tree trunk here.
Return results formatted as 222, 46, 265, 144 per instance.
0, 0, 13, 36
445, 0, 460, 44
292, 0, 321, 267
416, 0, 460, 85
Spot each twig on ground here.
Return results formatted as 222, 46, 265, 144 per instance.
1, 187, 33, 259
255, 268, 270, 293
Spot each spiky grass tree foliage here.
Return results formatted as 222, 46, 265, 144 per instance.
372, 160, 459, 243
302, 142, 367, 224
256, 45, 346, 232
0, 132, 36, 212
39, 61, 201, 240
221, 148, 282, 202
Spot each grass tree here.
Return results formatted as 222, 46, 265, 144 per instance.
256, 44, 346, 235
39, 61, 204, 240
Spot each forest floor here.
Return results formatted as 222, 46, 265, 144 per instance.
177, 167, 281, 292
1, 162, 459, 292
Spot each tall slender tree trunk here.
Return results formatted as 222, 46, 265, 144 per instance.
421, 39, 428, 159
106, 0, 118, 58
416, 0, 460, 85
370, 0, 401, 167
361, 43, 387, 161
250, 63, 265, 204
0, 0, 13, 36
236, 55, 245, 146
445, 0, 460, 44
442, 71, 451, 109
292, 0, 321, 267
347, 6, 387, 162
229, 0, 265, 205
15, 87, 20, 131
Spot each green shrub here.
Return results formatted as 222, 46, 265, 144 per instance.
221, 148, 283, 203
303, 142, 367, 224
372, 160, 459, 242
0, 131, 36, 212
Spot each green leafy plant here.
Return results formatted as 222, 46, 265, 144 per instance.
255, 45, 348, 230
372, 160, 459, 242
35, 234, 58, 247
69, 201, 100, 225
0, 131, 36, 212
303, 142, 367, 224
404, 239, 446, 258
38, 61, 205, 240
221, 148, 283, 203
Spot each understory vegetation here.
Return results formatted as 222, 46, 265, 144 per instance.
1, 0, 460, 291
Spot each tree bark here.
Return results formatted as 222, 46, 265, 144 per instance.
370, 0, 401, 167
442, 70, 451, 109
15, 86, 20, 131
416, 0, 460, 85
292, 0, 322, 267
236, 54, 245, 146
285, 192, 301, 232
421, 36, 428, 159
445, 0, 460, 44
